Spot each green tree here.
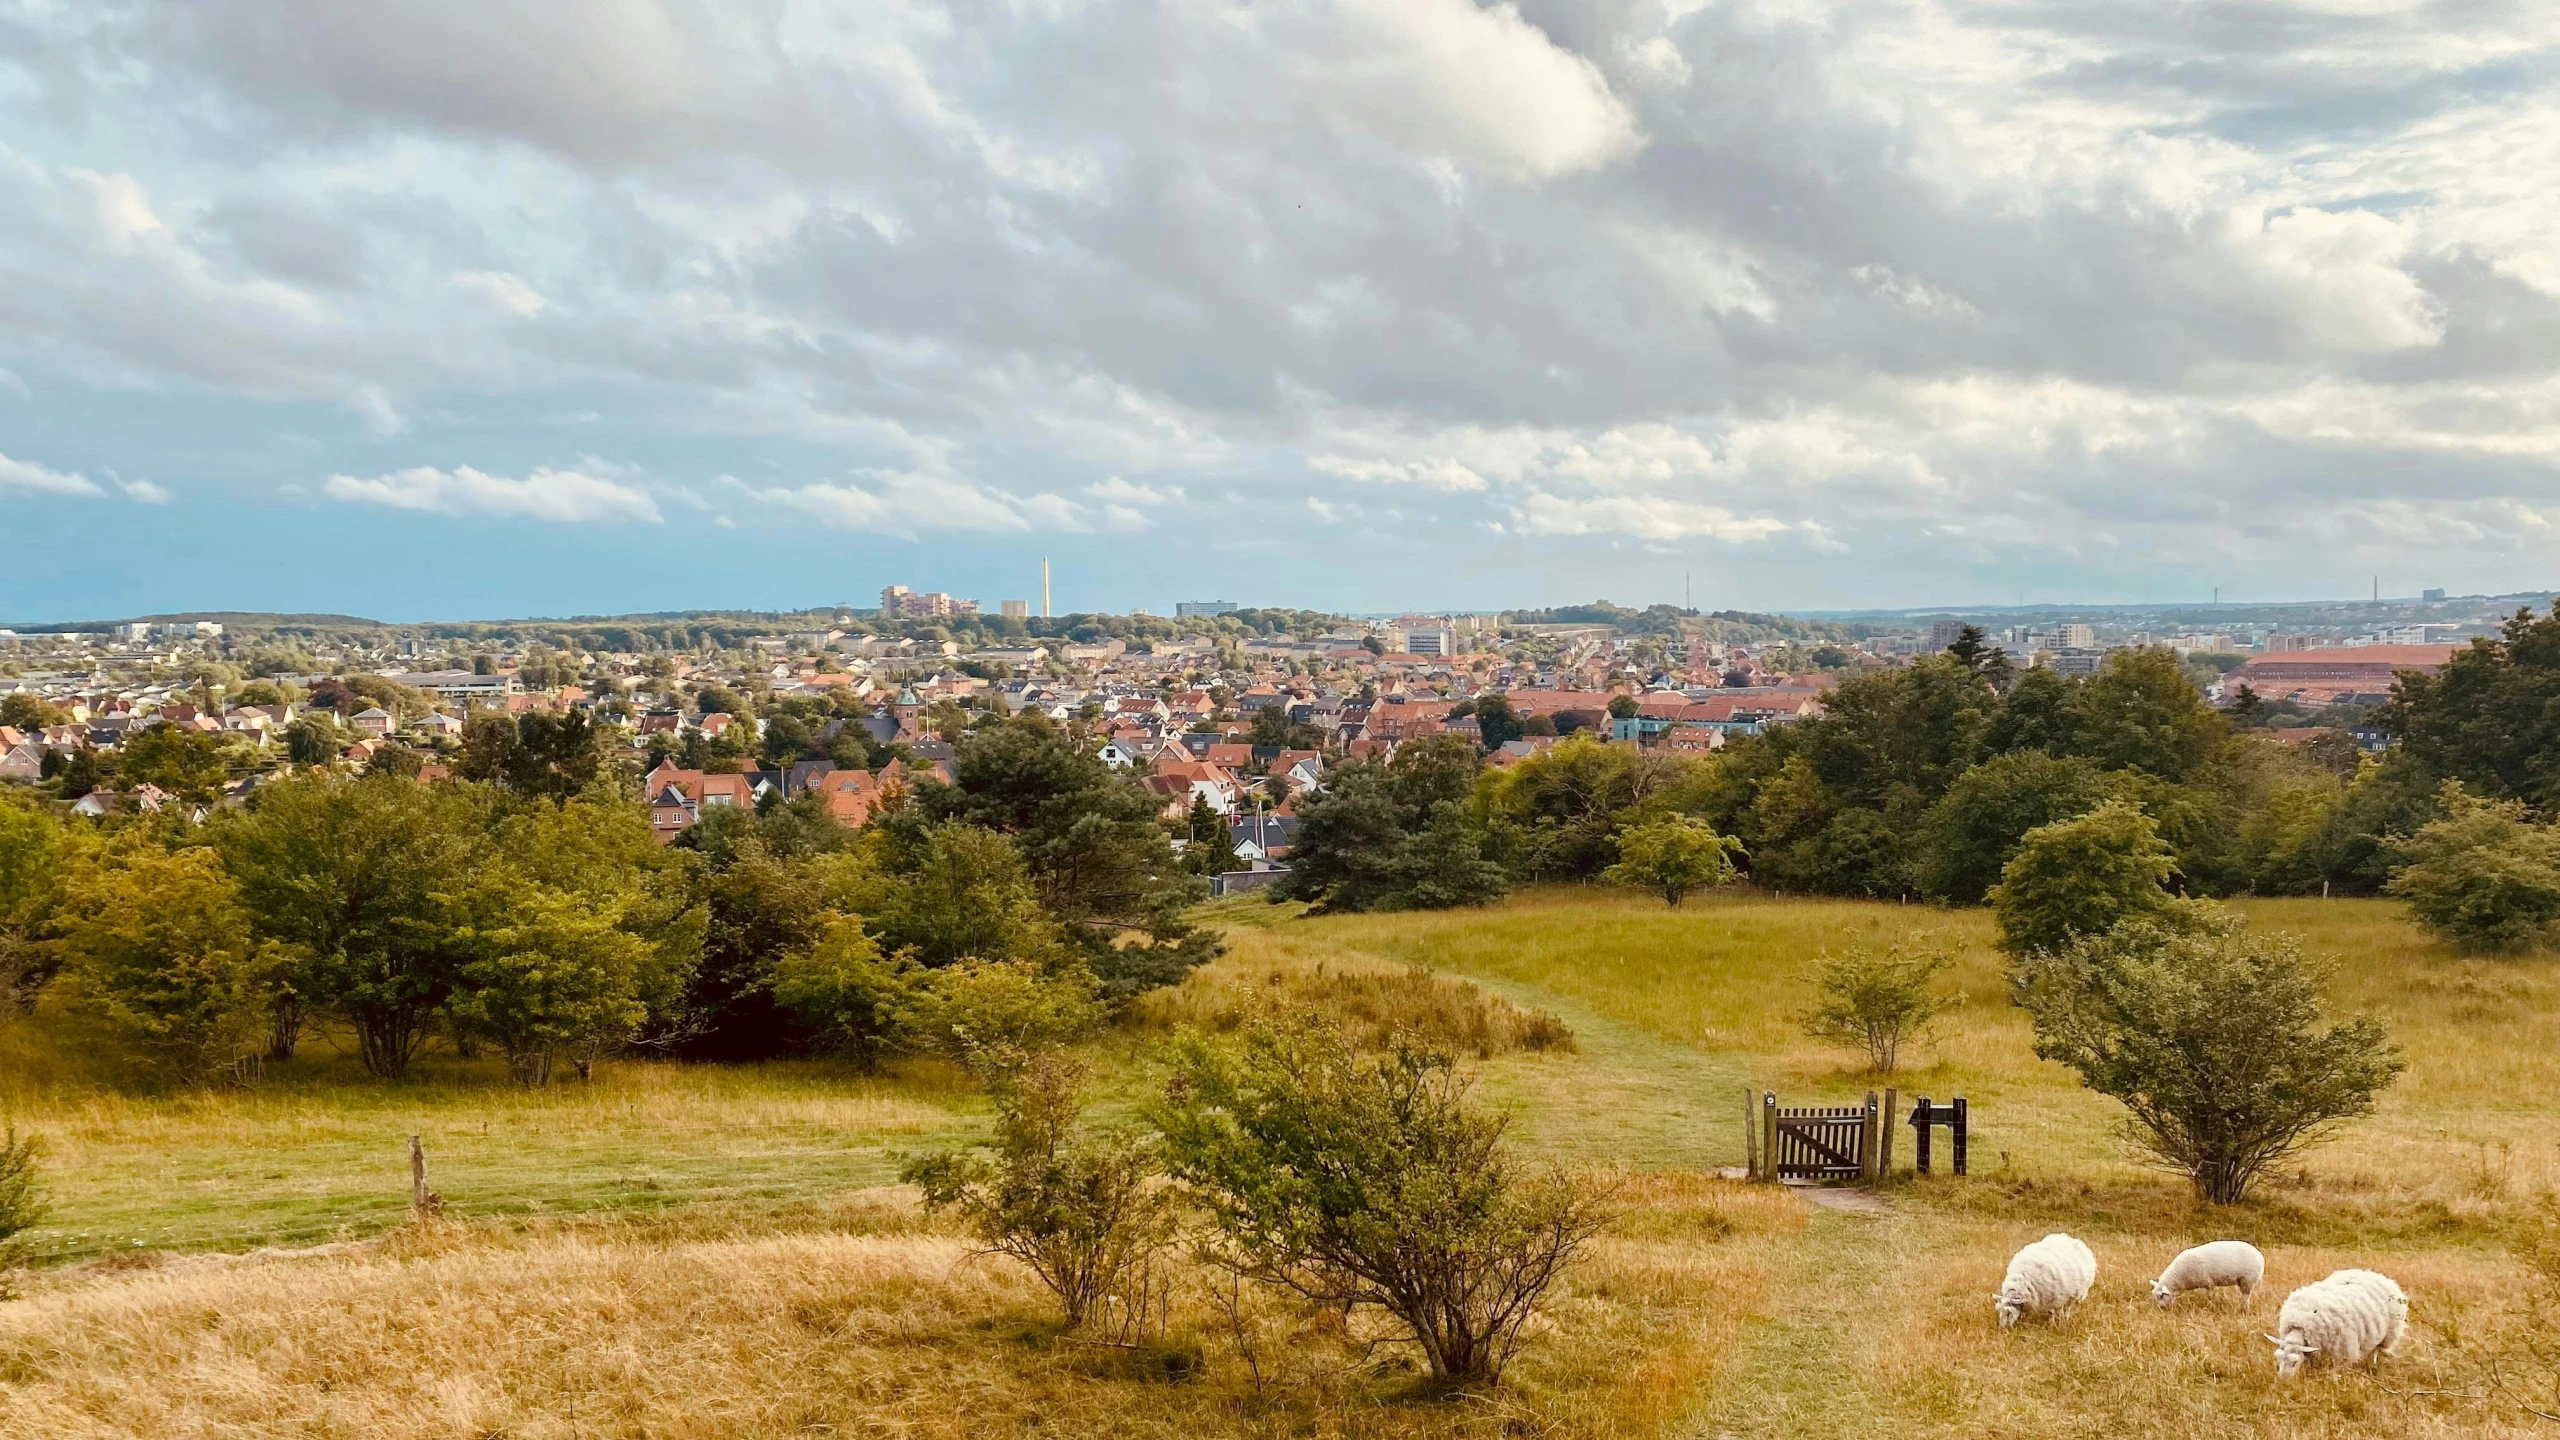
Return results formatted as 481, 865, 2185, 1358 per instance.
119, 724, 232, 808
1474, 734, 1695, 882
1473, 694, 1524, 750
2008, 917, 2403, 1204
0, 793, 76, 1009
2064, 648, 2227, 784
1916, 750, 2110, 904
214, 772, 485, 1074
917, 716, 1213, 988
2386, 782, 2560, 952
53, 844, 282, 1087
1798, 944, 1957, 1072
456, 710, 606, 802
450, 884, 658, 1086
842, 823, 1060, 968
0, 694, 64, 730
1990, 801, 2187, 956
1155, 1019, 1609, 1387
283, 715, 340, 767
1280, 740, 1505, 912
1601, 816, 1744, 906
769, 917, 916, 1059
2381, 606, 2560, 807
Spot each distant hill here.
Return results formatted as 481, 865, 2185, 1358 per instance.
5, 611, 382, 632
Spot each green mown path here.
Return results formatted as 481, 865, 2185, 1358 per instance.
1356, 933, 1916, 1437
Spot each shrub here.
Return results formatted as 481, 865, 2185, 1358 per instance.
1990, 801, 2186, 956
1797, 944, 1956, 1072
898, 957, 1104, 1068
768, 916, 919, 1059
2007, 917, 2403, 1204
1156, 1018, 1610, 1387
0, 1125, 41, 1253
2387, 782, 2560, 953
1916, 750, 2109, 905
1135, 962, 1573, 1059
451, 885, 659, 1087
52, 845, 282, 1088
1601, 817, 1744, 907
903, 1048, 1177, 1335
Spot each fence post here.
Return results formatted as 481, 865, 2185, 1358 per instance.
1861, 1090, 1880, 1180
1743, 1086, 1759, 1180
1952, 1097, 1969, 1178
1880, 1087, 1897, 1177
1913, 1096, 1932, 1176
409, 1134, 442, 1221
1761, 1092, 1779, 1183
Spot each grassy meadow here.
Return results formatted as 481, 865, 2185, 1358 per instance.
4, 888, 2558, 1437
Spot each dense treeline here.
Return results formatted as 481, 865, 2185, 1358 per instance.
0, 715, 1214, 1088
1284, 614, 2560, 942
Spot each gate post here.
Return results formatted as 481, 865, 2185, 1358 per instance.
1743, 1086, 1759, 1180
1952, 1097, 1969, 1177
1760, 1091, 1778, 1183
1880, 1087, 1897, 1177
1913, 1095, 1932, 1175
1860, 1091, 1880, 1180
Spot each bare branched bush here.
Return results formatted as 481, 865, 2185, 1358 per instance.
903, 1047, 1178, 1335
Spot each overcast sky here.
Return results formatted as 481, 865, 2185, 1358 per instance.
3, 0, 2557, 622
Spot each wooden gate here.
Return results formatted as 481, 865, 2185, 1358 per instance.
1746, 1090, 1892, 1182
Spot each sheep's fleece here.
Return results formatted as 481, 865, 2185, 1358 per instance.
2152, 1240, 2265, 1306
2271, 1270, 2407, 1376
1996, 1233, 2096, 1327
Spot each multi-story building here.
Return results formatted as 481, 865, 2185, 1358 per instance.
880, 585, 979, 619
1001, 600, 1030, 619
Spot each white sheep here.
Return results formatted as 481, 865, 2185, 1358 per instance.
2151, 1240, 2265, 1308
1994, 1233, 2097, 1327
2268, 1269, 2408, 1377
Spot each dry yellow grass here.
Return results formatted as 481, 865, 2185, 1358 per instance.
0, 1176, 1798, 1440
6, 888, 2557, 1437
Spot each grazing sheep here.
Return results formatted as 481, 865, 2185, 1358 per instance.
2151, 1240, 2266, 1308
2268, 1269, 2408, 1377
1994, 1233, 2097, 1328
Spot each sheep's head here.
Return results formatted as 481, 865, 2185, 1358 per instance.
2267, 1332, 2316, 1378
2150, 1279, 2174, 1308
1994, 1292, 2023, 1328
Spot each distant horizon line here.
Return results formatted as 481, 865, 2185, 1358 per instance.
5, 588, 2552, 635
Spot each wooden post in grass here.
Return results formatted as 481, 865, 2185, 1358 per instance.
1760, 1092, 1779, 1184
1880, 1087, 1897, 1177
1913, 1096, 1932, 1175
1743, 1087, 1759, 1180
409, 1135, 443, 1222
1951, 1098, 1968, 1178
1860, 1091, 1881, 1180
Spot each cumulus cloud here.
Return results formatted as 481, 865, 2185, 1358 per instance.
325, 465, 663, 522
743, 472, 1070, 537
0, 452, 104, 498
449, 269, 549, 317
7, 0, 2560, 600
120, 479, 174, 504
